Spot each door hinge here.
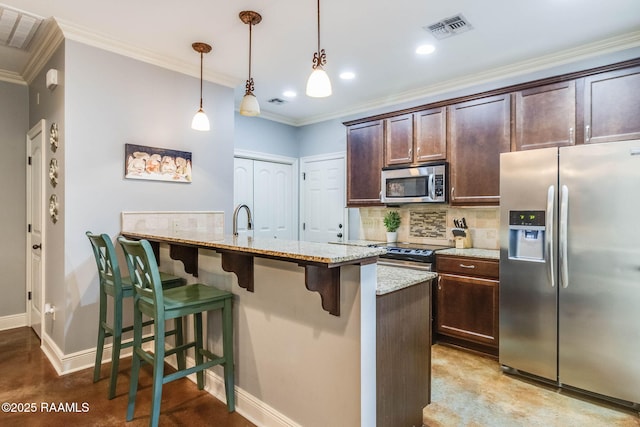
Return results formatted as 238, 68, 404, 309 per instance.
28, 224, 32, 233
28, 291, 32, 300
302, 172, 306, 180
28, 156, 32, 165
303, 222, 306, 230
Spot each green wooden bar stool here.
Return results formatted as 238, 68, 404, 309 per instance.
86, 232, 187, 400
118, 237, 235, 426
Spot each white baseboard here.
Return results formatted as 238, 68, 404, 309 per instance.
167, 353, 301, 427
38, 336, 297, 426
0, 313, 27, 331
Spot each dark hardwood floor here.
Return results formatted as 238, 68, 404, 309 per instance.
0, 327, 256, 426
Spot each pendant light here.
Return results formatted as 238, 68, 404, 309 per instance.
239, 11, 262, 117
306, 0, 332, 98
191, 42, 212, 131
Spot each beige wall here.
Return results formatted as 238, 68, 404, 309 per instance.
358, 206, 500, 249
162, 249, 368, 427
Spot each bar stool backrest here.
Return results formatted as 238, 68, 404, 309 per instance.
118, 238, 165, 310
86, 232, 124, 298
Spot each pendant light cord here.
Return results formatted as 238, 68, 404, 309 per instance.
249, 22, 253, 81
199, 51, 204, 109
316, 0, 321, 54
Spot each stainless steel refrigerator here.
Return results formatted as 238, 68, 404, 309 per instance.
499, 139, 640, 407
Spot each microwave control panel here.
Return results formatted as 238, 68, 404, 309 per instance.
434, 174, 444, 197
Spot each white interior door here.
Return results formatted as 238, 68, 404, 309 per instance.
234, 156, 295, 240
253, 160, 293, 239
26, 120, 46, 339
233, 157, 254, 237
301, 155, 346, 243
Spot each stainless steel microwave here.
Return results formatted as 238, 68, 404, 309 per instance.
381, 163, 447, 204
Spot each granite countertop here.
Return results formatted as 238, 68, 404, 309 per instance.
436, 248, 500, 260
121, 230, 387, 265
376, 265, 437, 296
329, 239, 384, 247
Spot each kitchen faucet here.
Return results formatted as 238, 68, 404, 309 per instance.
232, 204, 253, 236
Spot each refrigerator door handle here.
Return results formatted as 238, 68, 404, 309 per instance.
559, 185, 569, 288
546, 185, 555, 288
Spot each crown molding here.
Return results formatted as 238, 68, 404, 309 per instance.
55, 18, 240, 89
239, 108, 298, 127
22, 19, 64, 84
295, 30, 640, 127
0, 69, 26, 85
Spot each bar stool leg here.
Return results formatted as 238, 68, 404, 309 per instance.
222, 298, 235, 411
195, 313, 205, 390
150, 318, 166, 427
93, 299, 107, 383
126, 305, 143, 422
175, 317, 186, 370
108, 297, 124, 399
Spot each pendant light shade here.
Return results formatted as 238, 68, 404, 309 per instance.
240, 93, 260, 116
306, 0, 331, 98
239, 11, 262, 117
191, 42, 212, 131
191, 108, 210, 131
306, 66, 332, 98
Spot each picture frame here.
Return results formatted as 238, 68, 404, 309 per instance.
124, 143, 192, 183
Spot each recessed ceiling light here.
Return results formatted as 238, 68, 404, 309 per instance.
283, 90, 297, 98
339, 71, 356, 80
416, 44, 436, 55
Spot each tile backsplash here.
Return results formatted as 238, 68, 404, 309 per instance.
358, 205, 500, 249
121, 211, 224, 238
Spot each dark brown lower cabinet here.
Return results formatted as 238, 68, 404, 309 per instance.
377, 280, 431, 427
435, 255, 499, 357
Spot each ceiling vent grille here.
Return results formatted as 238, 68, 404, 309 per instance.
0, 6, 42, 50
424, 14, 473, 40
267, 98, 286, 105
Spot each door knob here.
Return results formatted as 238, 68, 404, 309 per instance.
32, 244, 42, 250
337, 233, 343, 238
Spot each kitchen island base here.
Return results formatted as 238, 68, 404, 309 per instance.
377, 280, 431, 427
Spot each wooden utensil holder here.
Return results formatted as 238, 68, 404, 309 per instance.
455, 233, 472, 249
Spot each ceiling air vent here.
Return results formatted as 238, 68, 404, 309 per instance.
0, 5, 42, 50
267, 98, 286, 105
424, 13, 473, 40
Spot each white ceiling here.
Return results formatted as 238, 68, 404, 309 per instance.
1, 0, 639, 126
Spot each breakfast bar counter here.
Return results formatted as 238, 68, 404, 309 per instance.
121, 230, 385, 316
120, 227, 383, 427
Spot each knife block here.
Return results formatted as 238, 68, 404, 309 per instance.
455, 232, 472, 249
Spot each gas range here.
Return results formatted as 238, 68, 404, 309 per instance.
368, 242, 452, 270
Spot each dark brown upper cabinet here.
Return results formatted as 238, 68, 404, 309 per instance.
384, 108, 446, 166
346, 120, 384, 207
384, 114, 413, 165
515, 80, 577, 150
583, 65, 640, 144
448, 94, 511, 205
415, 107, 447, 163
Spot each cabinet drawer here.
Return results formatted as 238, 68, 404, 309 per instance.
437, 256, 499, 278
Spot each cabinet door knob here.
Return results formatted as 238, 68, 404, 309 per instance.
32, 244, 42, 250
